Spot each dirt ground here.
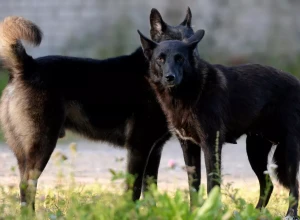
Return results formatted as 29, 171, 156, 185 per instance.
0, 135, 279, 192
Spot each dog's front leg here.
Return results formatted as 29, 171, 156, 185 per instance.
178, 137, 201, 206
202, 132, 223, 194
142, 132, 171, 195
126, 147, 150, 201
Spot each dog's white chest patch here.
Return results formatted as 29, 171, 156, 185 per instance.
174, 128, 196, 143
7, 85, 15, 97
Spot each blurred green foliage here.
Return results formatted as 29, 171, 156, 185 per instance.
0, 69, 8, 97
0, 71, 8, 140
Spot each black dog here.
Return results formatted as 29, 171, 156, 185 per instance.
138, 29, 300, 218
0, 9, 202, 210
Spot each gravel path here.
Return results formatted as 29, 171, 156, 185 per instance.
0, 135, 275, 191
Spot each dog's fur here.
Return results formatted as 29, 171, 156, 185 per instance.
139, 29, 300, 218
0, 9, 203, 209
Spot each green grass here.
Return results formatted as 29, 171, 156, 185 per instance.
0, 179, 289, 220
0, 71, 8, 96
0, 169, 292, 220
0, 71, 8, 141
0, 135, 296, 219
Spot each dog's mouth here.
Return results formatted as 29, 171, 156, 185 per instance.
163, 78, 179, 88
167, 83, 175, 88
166, 82, 179, 90
165, 82, 177, 88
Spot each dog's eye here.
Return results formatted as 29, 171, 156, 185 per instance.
175, 55, 184, 63
156, 57, 165, 63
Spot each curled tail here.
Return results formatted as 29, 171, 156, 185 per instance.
0, 16, 42, 76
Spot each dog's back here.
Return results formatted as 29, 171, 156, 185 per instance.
0, 16, 153, 146
214, 63, 300, 141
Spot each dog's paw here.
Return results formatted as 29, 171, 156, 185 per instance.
283, 215, 299, 220
283, 209, 299, 220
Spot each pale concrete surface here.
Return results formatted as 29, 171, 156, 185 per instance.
0, 135, 269, 192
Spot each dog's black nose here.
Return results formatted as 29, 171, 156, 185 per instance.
166, 74, 175, 82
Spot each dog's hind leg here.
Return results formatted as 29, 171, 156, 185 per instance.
274, 136, 299, 218
22, 127, 63, 210
21, 138, 59, 210
246, 134, 273, 209
14, 149, 27, 207
142, 132, 171, 196
4, 140, 29, 208
4, 91, 65, 210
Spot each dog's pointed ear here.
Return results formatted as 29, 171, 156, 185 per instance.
187, 29, 205, 50
150, 8, 167, 37
180, 7, 192, 27
138, 30, 158, 60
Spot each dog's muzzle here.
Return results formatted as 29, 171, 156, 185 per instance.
165, 74, 176, 87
